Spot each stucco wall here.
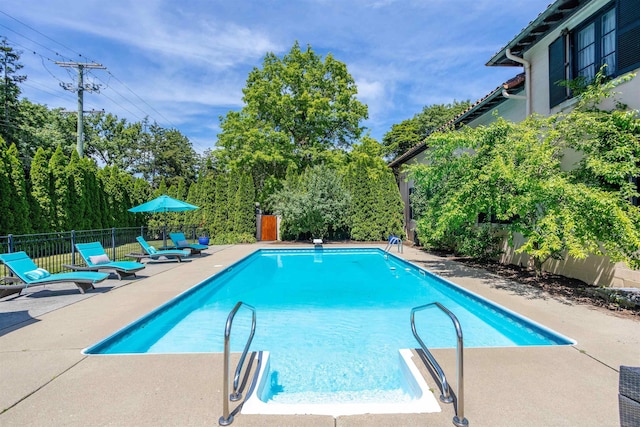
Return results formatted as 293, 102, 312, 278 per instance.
498, 233, 619, 287
466, 96, 527, 127
489, 0, 640, 288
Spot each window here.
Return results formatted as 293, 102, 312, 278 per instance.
576, 22, 596, 80
573, 6, 616, 83
549, 0, 640, 108
601, 9, 617, 74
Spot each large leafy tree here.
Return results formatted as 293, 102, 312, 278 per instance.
85, 113, 144, 171
16, 100, 72, 162
134, 123, 198, 188
217, 41, 368, 202
382, 100, 470, 160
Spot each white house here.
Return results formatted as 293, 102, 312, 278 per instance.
391, 0, 640, 288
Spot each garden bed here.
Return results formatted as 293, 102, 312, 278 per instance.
451, 256, 640, 319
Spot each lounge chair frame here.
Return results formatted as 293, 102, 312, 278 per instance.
70, 242, 145, 280
169, 232, 208, 256
0, 251, 108, 298
129, 236, 190, 262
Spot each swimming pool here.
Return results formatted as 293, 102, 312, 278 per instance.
84, 248, 573, 415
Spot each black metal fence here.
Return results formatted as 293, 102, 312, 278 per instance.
0, 224, 202, 283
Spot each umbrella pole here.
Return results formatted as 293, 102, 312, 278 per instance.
163, 224, 167, 248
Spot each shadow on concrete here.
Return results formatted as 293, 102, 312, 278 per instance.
0, 310, 40, 337
24, 286, 114, 298
407, 257, 573, 306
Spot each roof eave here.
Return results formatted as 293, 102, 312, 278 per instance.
388, 73, 525, 169
486, 0, 589, 67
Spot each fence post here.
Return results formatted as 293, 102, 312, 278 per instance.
8, 234, 13, 253
140, 225, 144, 239
71, 230, 76, 265
111, 228, 116, 260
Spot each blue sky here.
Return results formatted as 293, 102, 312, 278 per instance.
0, 0, 551, 154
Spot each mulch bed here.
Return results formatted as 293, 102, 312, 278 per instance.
449, 255, 640, 319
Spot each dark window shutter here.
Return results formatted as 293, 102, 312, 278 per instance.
549, 35, 568, 108
617, 0, 640, 73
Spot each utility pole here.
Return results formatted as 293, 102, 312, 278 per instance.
55, 62, 106, 157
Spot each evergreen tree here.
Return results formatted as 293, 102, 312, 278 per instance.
226, 170, 240, 233
378, 171, 404, 238
80, 157, 105, 229
0, 38, 27, 147
66, 151, 84, 229
234, 172, 256, 237
344, 156, 372, 240
199, 172, 217, 236
29, 147, 53, 232
343, 137, 404, 241
118, 171, 135, 227
213, 172, 229, 236
174, 177, 187, 227
49, 146, 70, 231
99, 166, 131, 227
0, 137, 12, 235
96, 167, 110, 229
131, 177, 151, 228
7, 143, 31, 234
184, 180, 201, 229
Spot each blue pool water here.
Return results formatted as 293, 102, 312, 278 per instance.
85, 248, 573, 406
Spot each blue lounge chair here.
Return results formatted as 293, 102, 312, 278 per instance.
169, 232, 208, 255
71, 242, 145, 280
0, 251, 108, 298
131, 236, 190, 262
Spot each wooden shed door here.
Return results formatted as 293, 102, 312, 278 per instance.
261, 215, 277, 241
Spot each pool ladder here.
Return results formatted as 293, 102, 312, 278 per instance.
219, 301, 256, 426
411, 302, 468, 427
384, 235, 403, 253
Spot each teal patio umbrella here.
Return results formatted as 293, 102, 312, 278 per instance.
128, 195, 199, 247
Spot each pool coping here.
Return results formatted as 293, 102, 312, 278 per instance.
1, 242, 638, 426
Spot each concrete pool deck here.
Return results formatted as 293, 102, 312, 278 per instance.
0, 242, 638, 426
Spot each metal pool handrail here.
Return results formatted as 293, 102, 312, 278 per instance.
411, 302, 468, 427
219, 301, 256, 426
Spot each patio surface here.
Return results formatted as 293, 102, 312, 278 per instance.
1, 242, 638, 426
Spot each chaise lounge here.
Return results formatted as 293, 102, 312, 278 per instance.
129, 236, 191, 262
0, 251, 109, 298
68, 242, 145, 280
169, 232, 208, 256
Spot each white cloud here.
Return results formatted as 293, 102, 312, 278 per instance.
2, 0, 553, 145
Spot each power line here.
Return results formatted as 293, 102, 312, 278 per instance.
102, 70, 177, 128
0, 10, 88, 62
21, 80, 74, 100
1, 10, 201, 150
93, 89, 146, 122
4, 33, 170, 132
0, 22, 73, 63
